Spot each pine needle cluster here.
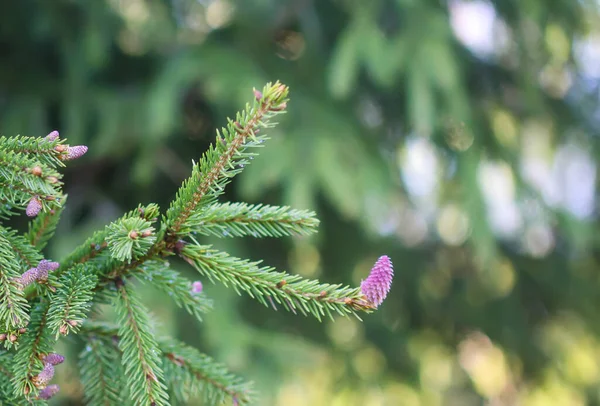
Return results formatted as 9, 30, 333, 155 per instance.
0, 82, 391, 405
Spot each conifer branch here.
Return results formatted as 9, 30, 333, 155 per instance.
113, 281, 169, 406
165, 82, 289, 238
80, 322, 254, 406
106, 217, 157, 262
161, 338, 254, 405
188, 202, 320, 238
0, 135, 65, 168
0, 83, 393, 404
0, 234, 30, 332
0, 150, 62, 204
11, 301, 55, 397
0, 351, 12, 379
26, 195, 67, 251
55, 204, 160, 281
181, 240, 373, 321
79, 335, 124, 406
47, 264, 97, 338
2, 228, 43, 271
134, 261, 213, 322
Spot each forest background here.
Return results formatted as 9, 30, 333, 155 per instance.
2, 0, 600, 405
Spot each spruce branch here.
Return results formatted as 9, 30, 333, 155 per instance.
113, 280, 169, 406
0, 83, 394, 404
47, 264, 97, 338
11, 301, 55, 397
79, 335, 124, 406
134, 261, 213, 323
0, 134, 65, 168
80, 322, 254, 406
181, 240, 373, 322
165, 82, 289, 237
56, 203, 160, 281
106, 217, 157, 262
0, 144, 63, 184
160, 338, 254, 405
0, 234, 30, 332
188, 202, 319, 238
2, 228, 43, 271
26, 195, 67, 251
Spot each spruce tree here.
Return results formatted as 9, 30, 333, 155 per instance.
0, 82, 393, 405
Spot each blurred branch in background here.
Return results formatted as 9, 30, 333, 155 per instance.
2, 0, 600, 405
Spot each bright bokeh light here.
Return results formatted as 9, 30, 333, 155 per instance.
400, 137, 439, 200
478, 161, 523, 237
574, 34, 600, 80
449, 0, 509, 58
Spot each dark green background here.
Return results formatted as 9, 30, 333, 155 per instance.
2, 0, 600, 405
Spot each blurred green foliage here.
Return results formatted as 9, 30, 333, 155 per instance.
3, 0, 600, 404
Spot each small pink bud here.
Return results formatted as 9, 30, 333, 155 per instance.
38, 384, 60, 400
37, 260, 59, 272
63, 145, 88, 160
36, 259, 59, 280
44, 353, 65, 366
360, 256, 394, 307
253, 89, 263, 100
26, 197, 42, 217
33, 363, 55, 386
191, 281, 203, 294
17, 268, 40, 287
44, 131, 59, 142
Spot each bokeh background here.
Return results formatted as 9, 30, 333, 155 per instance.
3, 0, 600, 405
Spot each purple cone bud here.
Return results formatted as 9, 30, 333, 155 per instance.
38, 260, 59, 272
18, 267, 40, 287
38, 384, 60, 400
36, 260, 59, 279
45, 131, 59, 142
191, 281, 203, 294
26, 197, 42, 217
43, 353, 65, 366
64, 145, 88, 160
34, 363, 55, 386
360, 255, 393, 307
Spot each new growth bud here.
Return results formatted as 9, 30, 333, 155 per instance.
16, 259, 59, 287
33, 363, 55, 386
360, 255, 394, 307
191, 281, 203, 294
36, 259, 59, 280
26, 196, 42, 217
44, 353, 65, 366
64, 145, 88, 160
45, 131, 59, 142
38, 384, 60, 400
31, 166, 43, 177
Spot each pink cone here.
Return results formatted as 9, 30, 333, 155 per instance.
26, 197, 42, 217
33, 363, 55, 386
17, 267, 40, 287
44, 131, 59, 142
43, 353, 65, 366
38, 384, 60, 400
64, 145, 88, 160
360, 255, 394, 307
